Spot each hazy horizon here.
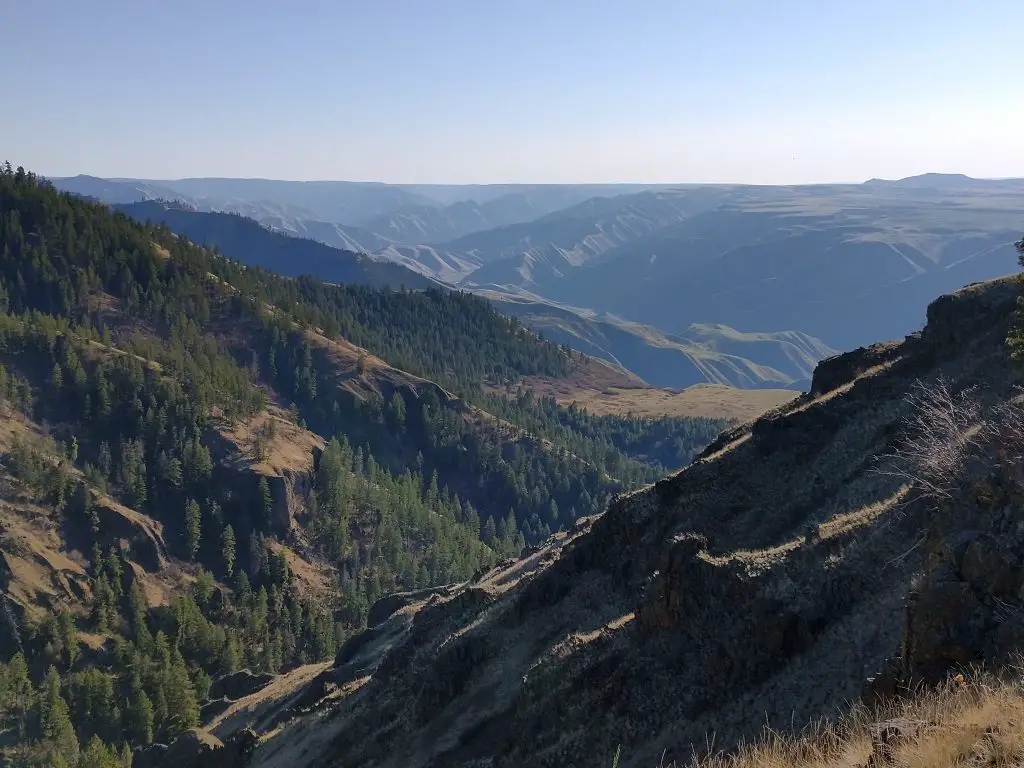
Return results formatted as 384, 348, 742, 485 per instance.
50, 171, 1024, 187
3, 0, 1023, 184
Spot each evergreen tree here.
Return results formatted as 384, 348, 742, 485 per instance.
221, 523, 236, 576
78, 735, 123, 768
259, 476, 273, 530
128, 580, 151, 650
184, 498, 202, 560
164, 649, 199, 740
39, 666, 79, 765
0, 594, 22, 659
2, 652, 32, 736
126, 655, 154, 745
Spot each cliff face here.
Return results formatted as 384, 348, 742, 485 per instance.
209, 276, 1024, 768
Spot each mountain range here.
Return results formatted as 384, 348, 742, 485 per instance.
52, 173, 1024, 392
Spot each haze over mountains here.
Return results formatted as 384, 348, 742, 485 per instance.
55, 173, 1024, 391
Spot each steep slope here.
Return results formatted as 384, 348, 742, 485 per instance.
372, 244, 483, 284
359, 185, 655, 244
0, 167, 735, 765
519, 186, 1024, 352
446, 187, 729, 279
114, 201, 435, 290
247, 215, 393, 254
221, 273, 1024, 768
481, 291, 829, 389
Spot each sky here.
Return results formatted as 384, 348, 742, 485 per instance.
2, 0, 1022, 184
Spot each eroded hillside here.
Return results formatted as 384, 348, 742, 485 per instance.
204, 274, 1024, 768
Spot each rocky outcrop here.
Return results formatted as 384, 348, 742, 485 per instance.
134, 727, 258, 768
92, 500, 167, 571
200, 696, 233, 724
900, 498, 1024, 681
366, 584, 459, 627
209, 669, 275, 701
811, 340, 903, 396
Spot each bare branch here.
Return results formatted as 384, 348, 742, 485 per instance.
875, 377, 992, 505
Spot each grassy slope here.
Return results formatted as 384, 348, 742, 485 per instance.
685, 673, 1024, 768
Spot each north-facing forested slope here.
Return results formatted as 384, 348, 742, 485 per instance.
0, 165, 728, 765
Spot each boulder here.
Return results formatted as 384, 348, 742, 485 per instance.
811, 341, 902, 397
133, 726, 258, 768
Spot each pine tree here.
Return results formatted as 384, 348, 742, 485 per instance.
49, 362, 63, 392
1007, 238, 1024, 358
127, 657, 154, 746
128, 580, 151, 651
221, 523, 236, 576
79, 735, 122, 768
0, 594, 22, 659
259, 476, 274, 530
39, 666, 79, 765
164, 650, 199, 740
3, 652, 32, 736
184, 498, 201, 560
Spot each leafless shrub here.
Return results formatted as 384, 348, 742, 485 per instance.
876, 377, 992, 504
991, 395, 1024, 453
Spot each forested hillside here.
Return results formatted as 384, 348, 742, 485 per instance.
0, 165, 727, 764
113, 200, 434, 291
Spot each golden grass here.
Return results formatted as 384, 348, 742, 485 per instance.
679, 672, 1024, 768
216, 408, 324, 476
552, 384, 797, 421
816, 486, 912, 541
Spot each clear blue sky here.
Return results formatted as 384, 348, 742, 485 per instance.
2, 0, 1021, 183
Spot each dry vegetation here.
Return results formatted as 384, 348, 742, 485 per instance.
553, 383, 797, 421
488, 354, 796, 421
672, 671, 1024, 768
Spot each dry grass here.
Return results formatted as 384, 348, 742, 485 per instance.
485, 354, 796, 421
215, 407, 324, 476
550, 384, 797, 421
676, 672, 1024, 768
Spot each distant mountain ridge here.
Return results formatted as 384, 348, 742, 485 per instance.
115, 201, 435, 290
54, 173, 1024, 393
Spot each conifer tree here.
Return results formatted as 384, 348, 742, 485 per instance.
126, 655, 154, 745
221, 523, 236, 576
39, 666, 79, 765
259, 476, 273, 529
164, 649, 199, 740
184, 498, 201, 560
